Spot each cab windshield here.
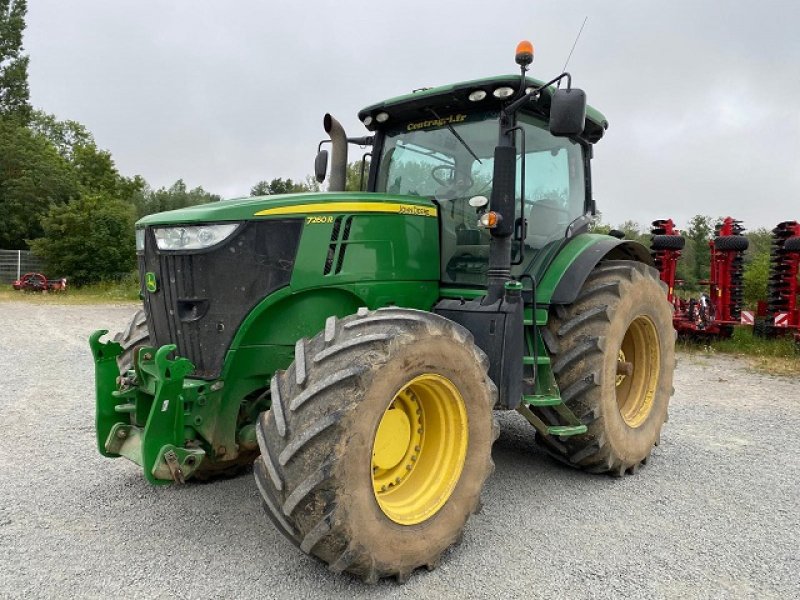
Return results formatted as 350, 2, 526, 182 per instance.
375, 111, 587, 285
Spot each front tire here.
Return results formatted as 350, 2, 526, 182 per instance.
113, 309, 148, 372
254, 307, 497, 583
538, 261, 675, 475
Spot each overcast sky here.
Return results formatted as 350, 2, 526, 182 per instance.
24, 0, 800, 231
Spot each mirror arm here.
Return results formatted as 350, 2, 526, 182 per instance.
318, 136, 373, 154
347, 136, 374, 147
505, 72, 572, 115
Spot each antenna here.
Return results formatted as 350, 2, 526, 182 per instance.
561, 16, 588, 75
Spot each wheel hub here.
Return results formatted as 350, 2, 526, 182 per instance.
372, 408, 412, 470
371, 374, 468, 525
615, 315, 660, 428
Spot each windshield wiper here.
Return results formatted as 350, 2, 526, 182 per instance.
427, 108, 482, 165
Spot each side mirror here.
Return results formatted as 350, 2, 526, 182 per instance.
314, 149, 329, 183
549, 88, 587, 137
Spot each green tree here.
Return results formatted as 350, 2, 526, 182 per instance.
72, 143, 124, 198
133, 179, 219, 218
302, 174, 321, 193
743, 251, 769, 308
0, 0, 31, 122
29, 110, 93, 160
743, 227, 772, 264
345, 160, 370, 192
250, 177, 309, 196
589, 218, 611, 235
614, 220, 649, 245
249, 180, 271, 196
0, 118, 78, 248
742, 227, 772, 307
30, 194, 136, 284
685, 215, 713, 284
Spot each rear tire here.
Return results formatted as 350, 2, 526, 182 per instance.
254, 307, 497, 583
651, 234, 685, 251
538, 261, 675, 475
714, 235, 749, 252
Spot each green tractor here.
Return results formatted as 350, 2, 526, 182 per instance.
91, 42, 674, 582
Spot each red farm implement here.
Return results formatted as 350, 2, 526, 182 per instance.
651, 217, 748, 339
754, 221, 800, 347
11, 272, 67, 293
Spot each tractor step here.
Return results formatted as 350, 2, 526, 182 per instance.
547, 425, 587, 437
523, 356, 550, 365
523, 395, 562, 407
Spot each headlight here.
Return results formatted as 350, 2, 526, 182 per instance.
153, 223, 239, 251
468, 89, 487, 102
135, 228, 145, 253
493, 86, 515, 98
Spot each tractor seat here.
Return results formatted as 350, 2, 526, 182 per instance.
526, 199, 568, 249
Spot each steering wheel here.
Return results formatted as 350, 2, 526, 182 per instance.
431, 165, 473, 190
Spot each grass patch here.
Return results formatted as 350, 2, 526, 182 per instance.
0, 275, 140, 304
678, 326, 800, 375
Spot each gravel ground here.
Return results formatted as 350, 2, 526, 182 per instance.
1, 301, 798, 599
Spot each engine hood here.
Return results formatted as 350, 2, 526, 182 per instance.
136, 192, 438, 227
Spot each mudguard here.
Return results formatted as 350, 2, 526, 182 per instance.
538, 234, 654, 306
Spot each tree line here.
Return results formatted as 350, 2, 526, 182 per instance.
0, 1, 346, 284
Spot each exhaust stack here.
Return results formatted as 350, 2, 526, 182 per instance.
324, 113, 348, 192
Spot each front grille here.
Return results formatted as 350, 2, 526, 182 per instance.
139, 219, 303, 378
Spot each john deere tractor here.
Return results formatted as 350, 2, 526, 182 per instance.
91, 42, 674, 582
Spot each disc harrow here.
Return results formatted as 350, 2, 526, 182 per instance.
756, 221, 800, 340
651, 217, 748, 340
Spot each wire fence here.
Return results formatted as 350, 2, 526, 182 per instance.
0, 250, 45, 284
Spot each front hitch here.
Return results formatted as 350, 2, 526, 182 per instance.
90, 331, 205, 484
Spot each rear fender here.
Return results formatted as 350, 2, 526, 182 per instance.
538, 235, 654, 306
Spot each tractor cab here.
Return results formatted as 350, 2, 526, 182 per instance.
353, 74, 608, 287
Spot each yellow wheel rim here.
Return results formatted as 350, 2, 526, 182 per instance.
616, 316, 660, 428
371, 374, 468, 525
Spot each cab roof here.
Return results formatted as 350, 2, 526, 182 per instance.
358, 74, 609, 143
